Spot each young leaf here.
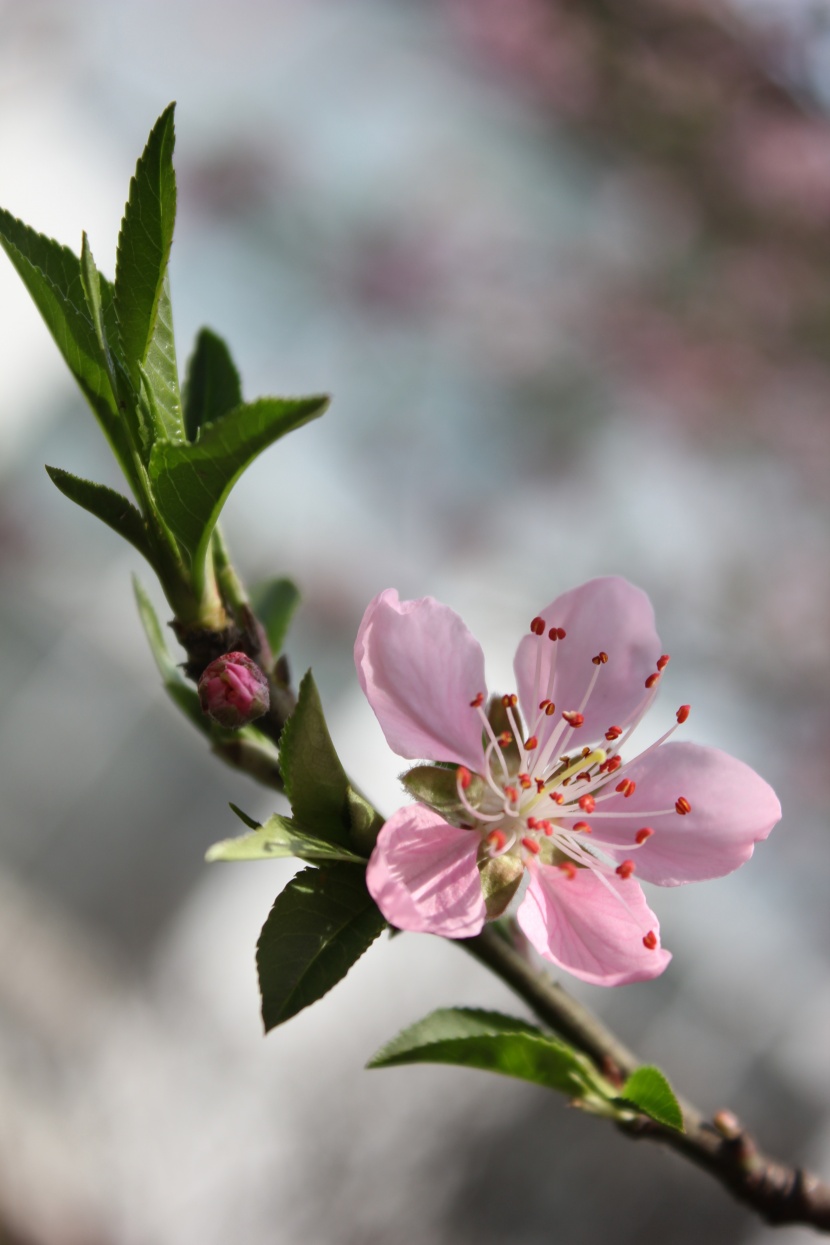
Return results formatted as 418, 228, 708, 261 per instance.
133, 574, 205, 729
183, 327, 243, 441
278, 670, 351, 847
207, 813, 365, 864
250, 577, 300, 656
149, 394, 328, 568
46, 466, 150, 559
257, 864, 385, 1030
114, 103, 183, 444
368, 1008, 609, 1099
617, 1066, 684, 1132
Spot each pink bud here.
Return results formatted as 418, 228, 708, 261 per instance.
198, 652, 270, 729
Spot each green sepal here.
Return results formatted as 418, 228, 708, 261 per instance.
257, 864, 385, 1030
206, 812, 365, 864
616, 1066, 684, 1132
401, 764, 486, 820
278, 670, 352, 847
149, 394, 329, 573
368, 1008, 612, 1102
346, 787, 385, 856
114, 103, 183, 446
250, 577, 300, 657
46, 466, 150, 560
183, 327, 243, 442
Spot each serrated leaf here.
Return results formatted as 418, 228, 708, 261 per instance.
368, 1008, 607, 1098
114, 103, 182, 444
257, 864, 385, 1030
183, 327, 243, 442
618, 1066, 684, 1131
207, 813, 365, 864
149, 395, 328, 570
279, 670, 351, 847
251, 577, 300, 656
46, 466, 150, 559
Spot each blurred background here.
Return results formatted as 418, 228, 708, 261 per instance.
0, 0, 828, 1240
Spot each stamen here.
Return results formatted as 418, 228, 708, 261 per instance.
498, 731, 512, 748
675, 797, 692, 815
642, 931, 658, 950
469, 692, 484, 708
592, 651, 609, 665
548, 626, 566, 641
558, 861, 577, 879
605, 725, 623, 741
530, 617, 545, 636
549, 791, 564, 804
635, 827, 654, 844
522, 837, 540, 855
615, 860, 635, 879
504, 786, 519, 804
457, 766, 472, 790
616, 778, 636, 798
501, 693, 518, 708
676, 704, 690, 724
538, 698, 551, 711
524, 736, 538, 751
599, 754, 622, 774
544, 702, 556, 716
578, 794, 595, 813
487, 829, 507, 852
572, 820, 592, 834
518, 772, 532, 790
645, 672, 661, 689
657, 654, 670, 671
562, 711, 584, 728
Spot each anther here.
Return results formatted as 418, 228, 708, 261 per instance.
524, 735, 538, 751
549, 791, 564, 804
592, 651, 609, 665
676, 704, 690, 724
457, 766, 472, 790
675, 796, 692, 815
522, 837, 540, 855
645, 672, 661, 689
642, 931, 658, 950
548, 626, 566, 641
616, 778, 636, 798
558, 861, 577, 879
599, 754, 622, 774
635, 827, 654, 844
518, 773, 532, 790
538, 698, 551, 711
469, 693, 484, 708
581, 747, 592, 758
504, 786, 519, 803
562, 711, 584, 728
576, 771, 592, 783
605, 725, 622, 741
535, 778, 546, 793
540, 821, 554, 836
530, 617, 546, 636
616, 860, 635, 879
544, 702, 556, 716
526, 817, 538, 829
657, 654, 670, 671
498, 731, 512, 748
502, 693, 518, 708
578, 794, 595, 813
487, 829, 507, 852
573, 820, 592, 834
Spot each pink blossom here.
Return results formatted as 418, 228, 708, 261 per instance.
355, 577, 781, 986
198, 651, 270, 729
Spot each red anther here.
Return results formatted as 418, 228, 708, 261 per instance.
457, 766, 472, 790
549, 791, 564, 804
581, 747, 592, 758
544, 702, 556, 716
519, 773, 532, 790
469, 692, 484, 708
526, 816, 538, 829
498, 731, 512, 748
535, 778, 546, 793
675, 796, 692, 815
502, 693, 518, 708
540, 820, 554, 836
530, 616, 545, 636
504, 786, 519, 803
562, 711, 584, 728
616, 860, 635, 879
487, 829, 507, 852
522, 836, 540, 855
657, 654, 671, 671
524, 735, 539, 751
635, 827, 654, 844
600, 754, 622, 774
616, 778, 636, 798
548, 626, 567, 641
578, 794, 596, 813
592, 651, 609, 665
645, 672, 661, 689
642, 930, 658, 950
558, 861, 577, 879
538, 698, 551, 711
556, 628, 566, 639
605, 725, 623, 741
572, 820, 592, 834
576, 771, 592, 783
676, 704, 690, 724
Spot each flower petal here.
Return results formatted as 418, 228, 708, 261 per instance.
355, 589, 487, 771
366, 804, 486, 937
580, 741, 781, 885
514, 577, 661, 749
517, 863, 671, 986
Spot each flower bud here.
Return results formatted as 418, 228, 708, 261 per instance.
198, 652, 270, 729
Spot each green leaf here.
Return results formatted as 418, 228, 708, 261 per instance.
617, 1066, 684, 1132
183, 327, 243, 442
149, 394, 328, 571
133, 574, 205, 730
251, 577, 300, 656
346, 787, 384, 856
114, 103, 182, 444
257, 864, 385, 1030
368, 1008, 608, 1099
229, 802, 261, 830
279, 670, 351, 847
46, 466, 150, 559
207, 813, 365, 864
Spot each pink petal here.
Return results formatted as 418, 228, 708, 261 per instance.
514, 577, 661, 750
517, 862, 671, 986
355, 589, 487, 772
366, 804, 486, 937
578, 741, 781, 885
